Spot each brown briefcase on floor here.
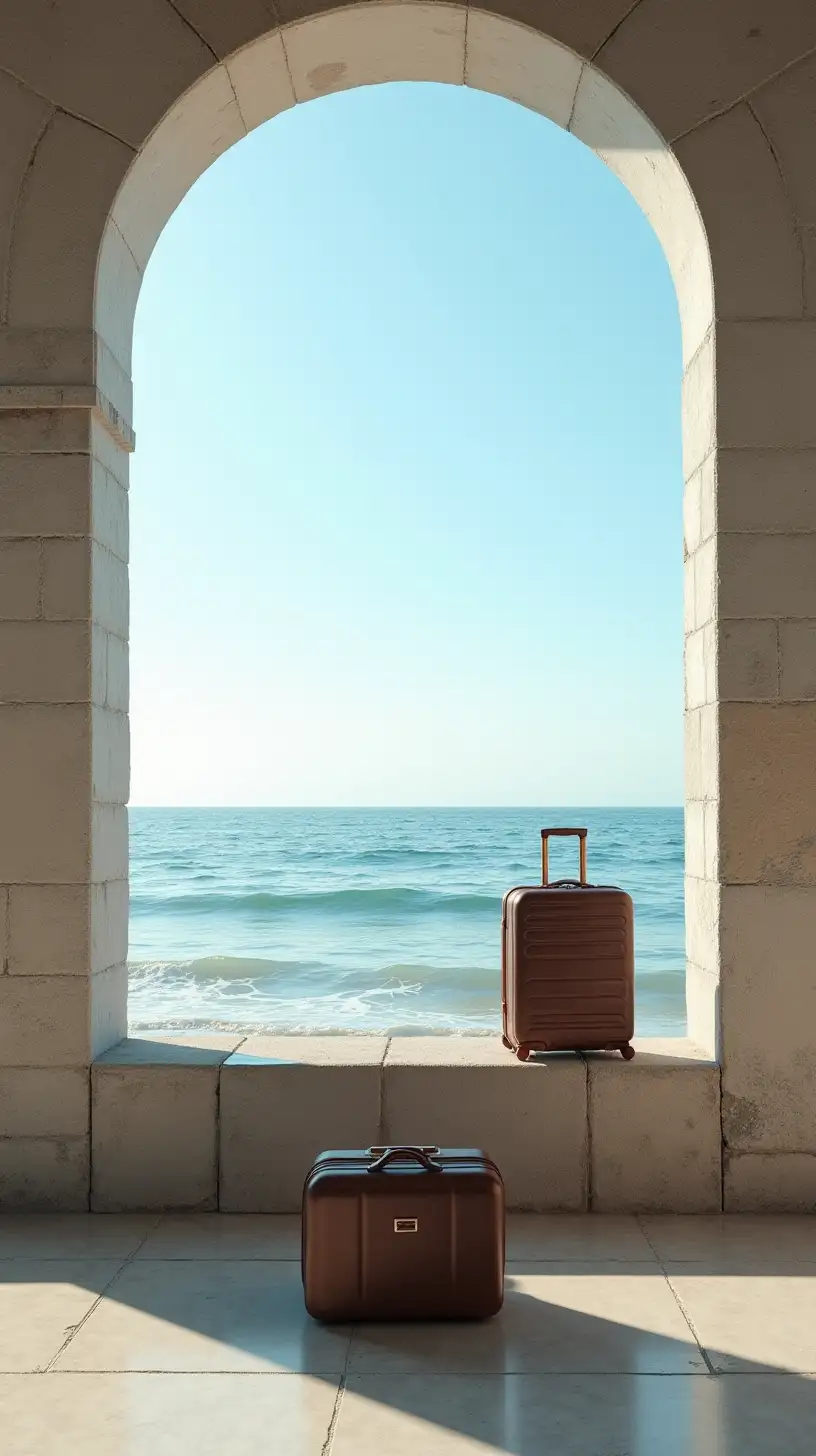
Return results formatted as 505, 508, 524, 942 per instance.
502, 827, 635, 1062
302, 1145, 505, 1322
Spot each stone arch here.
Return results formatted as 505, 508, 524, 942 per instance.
1, 0, 815, 1212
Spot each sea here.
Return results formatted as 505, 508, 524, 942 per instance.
128, 807, 686, 1038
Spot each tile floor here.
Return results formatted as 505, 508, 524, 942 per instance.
0, 1213, 815, 1453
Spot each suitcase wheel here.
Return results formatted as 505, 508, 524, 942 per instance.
516, 1046, 532, 1062
619, 1043, 636, 1061
501, 1035, 514, 1051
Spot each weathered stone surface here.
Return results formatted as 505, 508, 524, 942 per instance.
674, 103, 803, 321
717, 449, 816, 533
588, 1043, 721, 1212
0, 1136, 89, 1210
0, 705, 90, 884
8, 885, 89, 976
284, 4, 466, 101
719, 703, 816, 885
753, 51, 816, 228
719, 620, 779, 702
779, 621, 816, 700
718, 321, 816, 450
220, 1036, 387, 1211
91, 1038, 240, 1211
384, 1038, 588, 1210
0, 1068, 88, 1137
721, 884, 816, 1153
465, 14, 581, 127
597, 0, 816, 144
0, 976, 92, 1067
725, 1151, 816, 1211
719, 534, 816, 619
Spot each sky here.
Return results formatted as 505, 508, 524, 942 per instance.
129, 81, 684, 808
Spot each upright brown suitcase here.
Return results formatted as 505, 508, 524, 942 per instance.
502, 827, 635, 1061
302, 1145, 505, 1322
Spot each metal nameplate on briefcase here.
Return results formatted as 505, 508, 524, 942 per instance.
302, 1145, 505, 1322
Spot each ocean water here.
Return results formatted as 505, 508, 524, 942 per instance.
128, 807, 686, 1037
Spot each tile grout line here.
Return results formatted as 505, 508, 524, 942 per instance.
41, 1215, 163, 1373
635, 1214, 718, 1377
320, 1327, 354, 1455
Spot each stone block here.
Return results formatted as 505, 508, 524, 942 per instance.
587, 1042, 721, 1212
106, 633, 129, 711
0, 71, 52, 309
175, 0, 290, 59
6, 112, 131, 331
220, 1036, 388, 1212
0, 1068, 89, 1136
112, 66, 245, 272
0, 884, 6, 969
724, 1152, 816, 1212
718, 321, 816, 450
683, 449, 716, 558
686, 963, 720, 1061
41, 538, 90, 621
685, 875, 719, 976
91, 460, 129, 561
692, 537, 716, 631
597, 0, 816, 142
95, 222, 142, 376
752, 51, 816, 228
0, 704, 90, 883
8, 884, 89, 975
0, 453, 91, 536
465, 14, 581, 127
91, 880, 128, 974
91, 803, 128, 883
284, 4, 466, 102
570, 65, 712, 367
0, 0, 214, 147
91, 543, 128, 636
719, 619, 778, 702
704, 800, 720, 882
719, 534, 816, 619
719, 702, 816, 885
780, 621, 816, 700
0, 540, 40, 619
383, 1038, 588, 1210
92, 624, 107, 706
720, 884, 816, 1153
717, 448, 816, 533
682, 337, 715, 479
674, 103, 802, 320
0, 622, 90, 703
0, 975, 92, 1066
685, 624, 714, 709
0, 407, 91, 455
0, 1136, 89, 1211
91, 706, 129, 805
684, 702, 718, 803
90, 963, 128, 1060
226, 33, 296, 133
684, 800, 705, 879
92, 1037, 242, 1211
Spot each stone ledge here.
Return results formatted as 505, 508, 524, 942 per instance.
85, 1034, 722, 1214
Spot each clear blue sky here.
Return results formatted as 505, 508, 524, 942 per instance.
129, 81, 683, 808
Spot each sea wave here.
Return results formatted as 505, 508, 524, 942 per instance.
130, 886, 502, 917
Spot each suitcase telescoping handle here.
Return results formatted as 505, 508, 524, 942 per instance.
541, 827, 588, 887
368, 1146, 443, 1174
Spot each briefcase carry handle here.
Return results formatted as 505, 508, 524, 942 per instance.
368, 1146, 443, 1174
541, 827, 588, 887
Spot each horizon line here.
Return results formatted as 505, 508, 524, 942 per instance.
128, 803, 684, 811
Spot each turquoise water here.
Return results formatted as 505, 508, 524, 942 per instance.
128, 807, 685, 1036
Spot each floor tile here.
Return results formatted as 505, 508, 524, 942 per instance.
0, 1261, 122, 1372
641, 1215, 816, 1271
347, 1263, 704, 1374
666, 1266, 816, 1372
506, 1214, 655, 1262
54, 1259, 350, 1373
0, 1216, 155, 1260
332, 1372, 816, 1455
0, 1372, 340, 1455
137, 1214, 301, 1260
332, 1373, 717, 1455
